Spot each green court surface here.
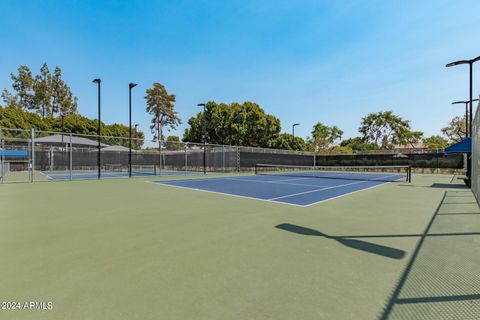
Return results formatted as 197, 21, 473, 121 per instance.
1, 174, 479, 319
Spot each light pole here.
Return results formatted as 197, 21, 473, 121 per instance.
447, 56, 480, 135
198, 103, 207, 175
128, 82, 137, 177
452, 99, 479, 138
292, 123, 300, 138
92, 78, 101, 179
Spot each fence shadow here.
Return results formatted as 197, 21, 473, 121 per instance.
430, 183, 468, 189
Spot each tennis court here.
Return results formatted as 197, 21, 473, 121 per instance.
41, 166, 199, 180
1, 172, 479, 320
153, 164, 411, 206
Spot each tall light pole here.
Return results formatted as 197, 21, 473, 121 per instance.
452, 99, 479, 138
292, 123, 300, 138
92, 78, 101, 179
128, 82, 137, 177
197, 103, 207, 175
447, 56, 480, 135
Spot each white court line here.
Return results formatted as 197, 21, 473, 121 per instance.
265, 176, 324, 183
146, 181, 306, 208
303, 179, 399, 207
223, 177, 329, 188
268, 174, 401, 201
39, 171, 53, 180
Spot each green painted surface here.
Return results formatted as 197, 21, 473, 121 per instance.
0, 174, 478, 319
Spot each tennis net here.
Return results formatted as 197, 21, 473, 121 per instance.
254, 164, 411, 182
103, 164, 157, 176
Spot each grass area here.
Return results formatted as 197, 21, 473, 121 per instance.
0, 173, 477, 319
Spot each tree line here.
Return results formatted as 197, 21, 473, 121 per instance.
2, 64, 78, 118
1, 63, 466, 152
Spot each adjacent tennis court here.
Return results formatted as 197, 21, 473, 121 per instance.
41, 166, 198, 180
153, 164, 411, 206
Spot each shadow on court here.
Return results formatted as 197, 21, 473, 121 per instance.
275, 223, 406, 260
429, 183, 469, 189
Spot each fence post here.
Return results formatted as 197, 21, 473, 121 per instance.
31, 128, 35, 183
185, 142, 188, 175
222, 145, 225, 173
69, 134, 73, 180
236, 146, 240, 172
0, 127, 3, 183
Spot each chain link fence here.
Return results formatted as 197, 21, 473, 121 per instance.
0, 127, 464, 183
472, 102, 480, 204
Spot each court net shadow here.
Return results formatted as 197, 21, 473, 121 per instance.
275, 223, 405, 260
379, 190, 480, 319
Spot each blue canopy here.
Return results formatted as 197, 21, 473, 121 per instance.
0, 149, 28, 157
444, 137, 471, 154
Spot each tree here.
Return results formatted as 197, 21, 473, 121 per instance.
183, 101, 281, 148
359, 111, 411, 149
423, 135, 449, 149
32, 63, 52, 118
441, 115, 466, 143
52, 67, 78, 116
308, 122, 343, 152
1, 89, 19, 108
10, 65, 34, 110
340, 137, 378, 151
267, 133, 307, 151
328, 145, 354, 155
403, 130, 424, 148
165, 135, 183, 150
5, 64, 78, 117
145, 82, 181, 144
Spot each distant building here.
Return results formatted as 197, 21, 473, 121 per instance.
393, 142, 428, 153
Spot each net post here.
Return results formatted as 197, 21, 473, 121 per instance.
69, 134, 73, 181
254, 163, 257, 175
31, 128, 35, 183
408, 166, 411, 183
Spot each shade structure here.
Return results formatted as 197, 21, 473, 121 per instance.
444, 138, 471, 154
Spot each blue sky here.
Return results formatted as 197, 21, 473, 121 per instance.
1, 0, 480, 140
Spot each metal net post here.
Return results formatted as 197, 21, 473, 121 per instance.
31, 128, 35, 183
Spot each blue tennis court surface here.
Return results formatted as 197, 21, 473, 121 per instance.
152, 172, 407, 206
42, 169, 199, 180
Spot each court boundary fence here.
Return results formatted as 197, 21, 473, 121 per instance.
0, 127, 464, 183
471, 100, 480, 205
